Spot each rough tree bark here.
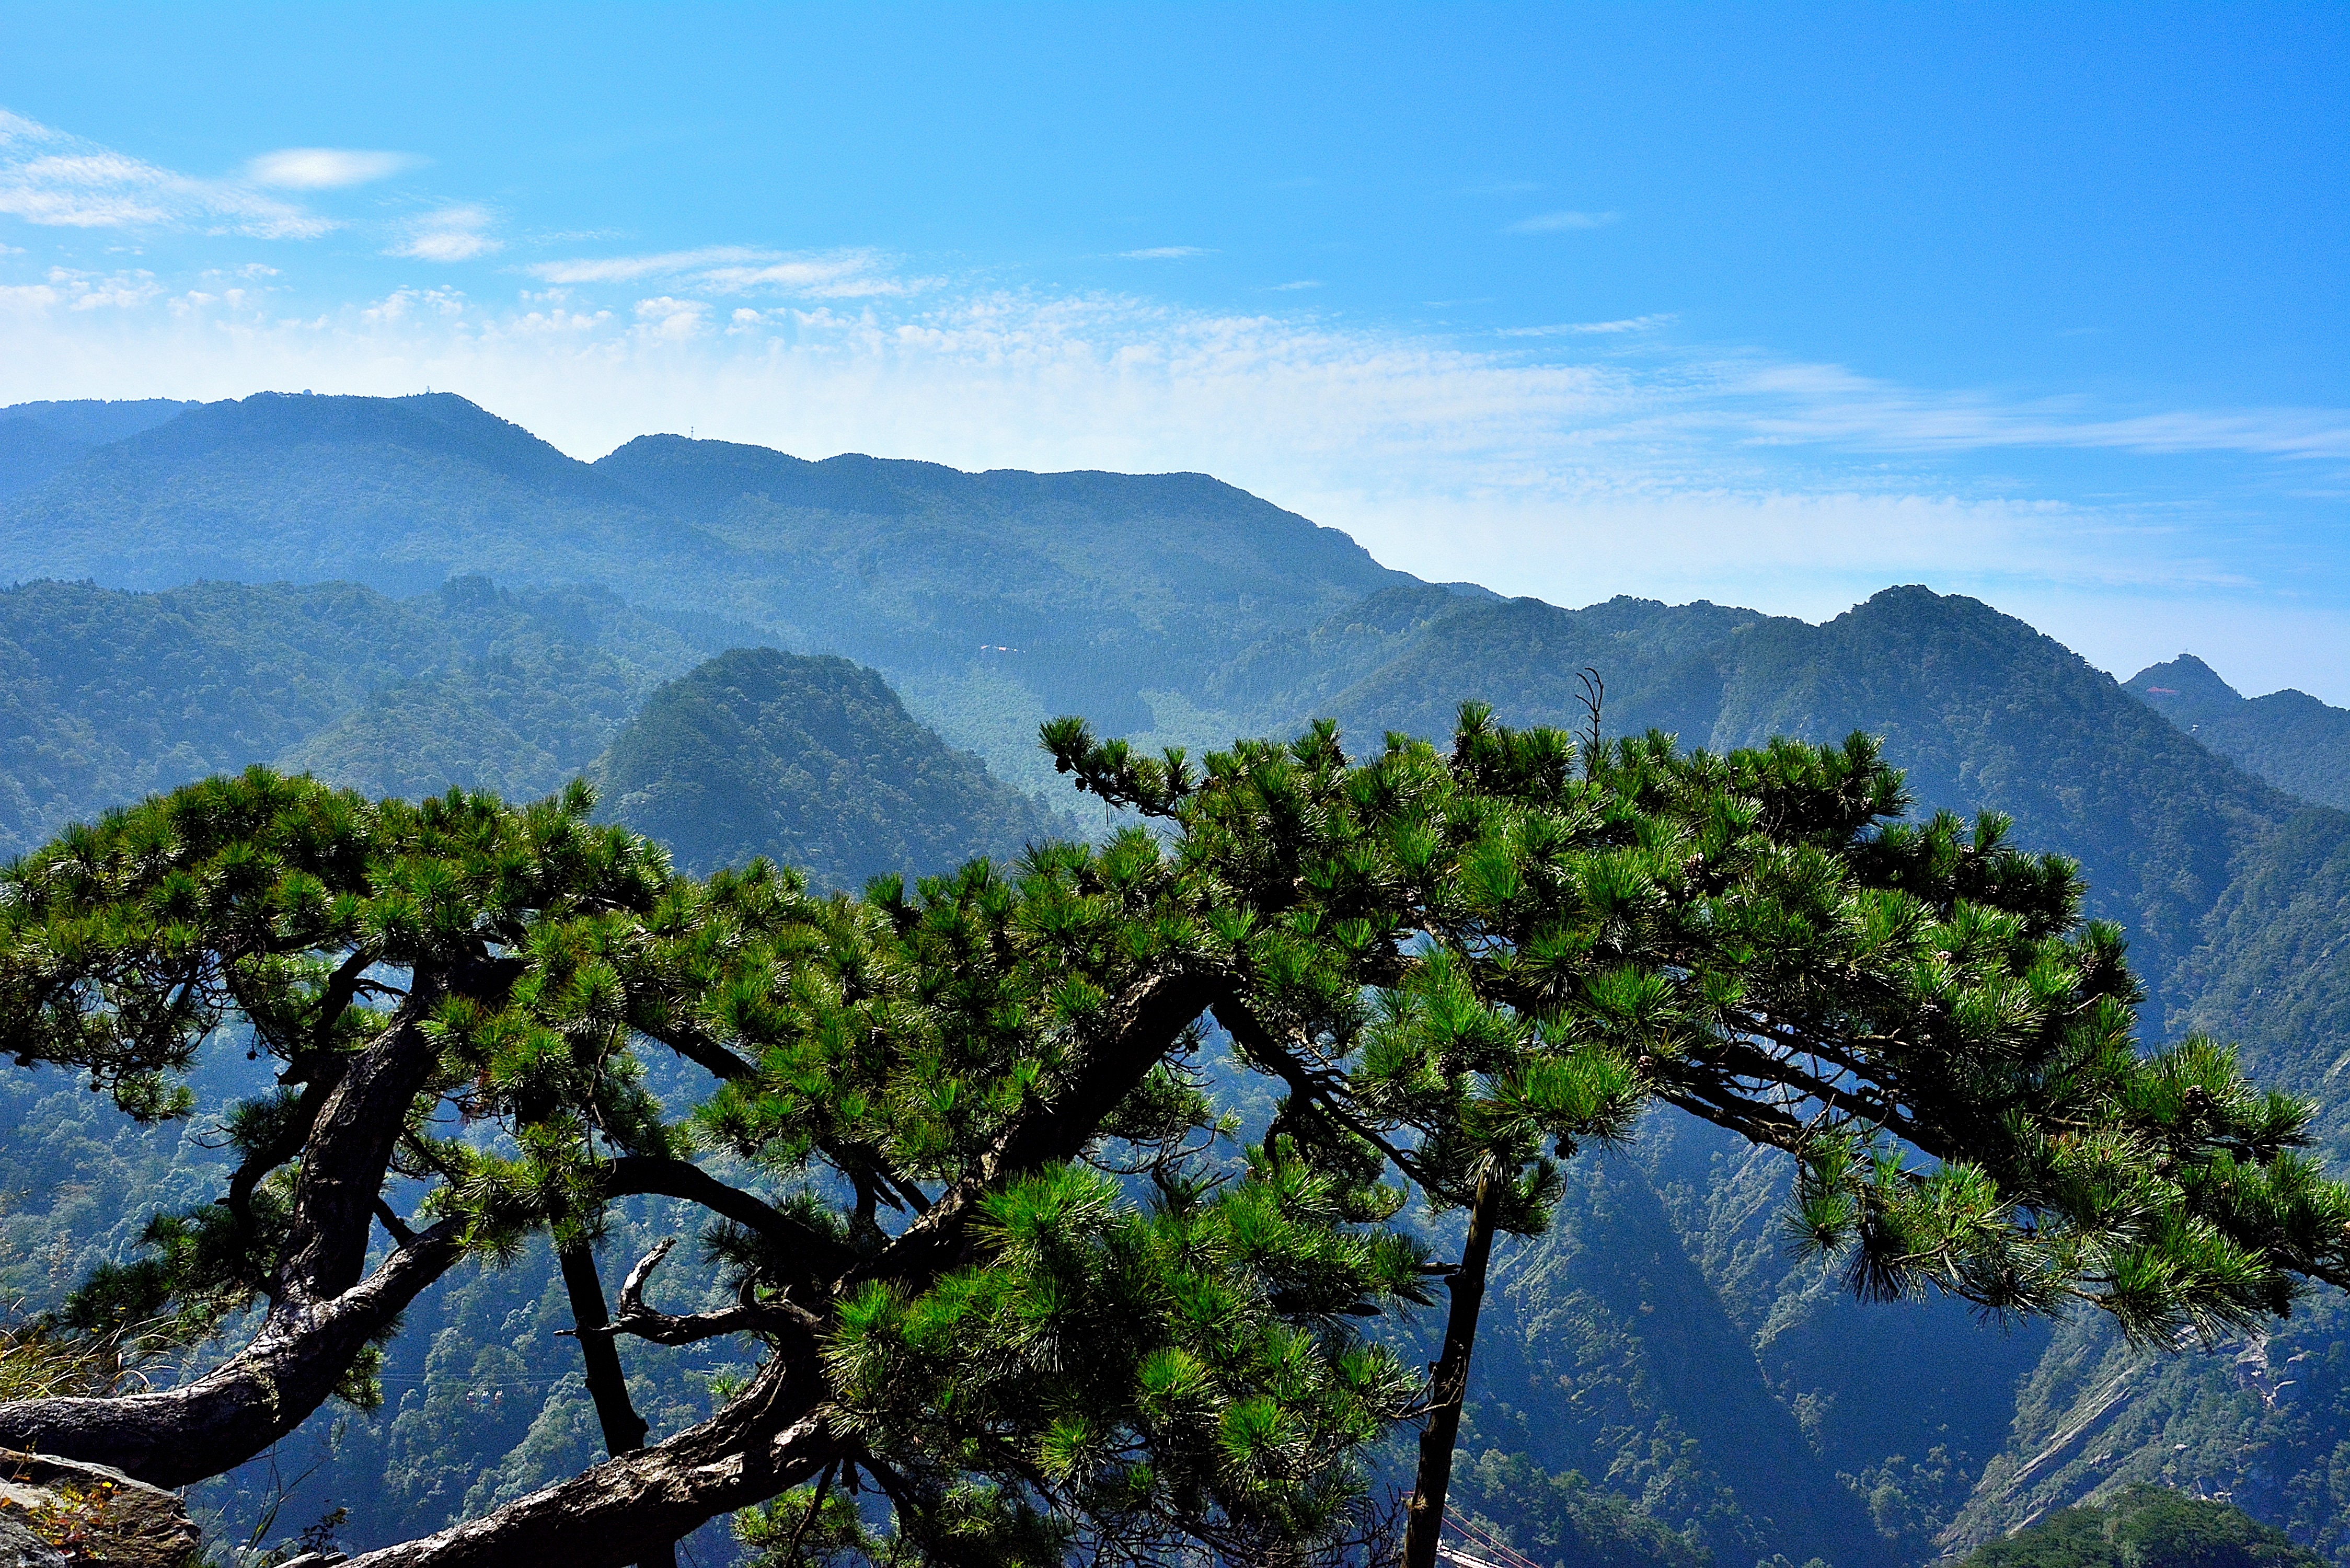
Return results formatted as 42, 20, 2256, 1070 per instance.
0, 1220, 462, 1486
560, 1245, 651, 1457
345, 1351, 840, 1568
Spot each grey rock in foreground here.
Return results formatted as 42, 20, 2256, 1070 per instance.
0, 1451, 198, 1566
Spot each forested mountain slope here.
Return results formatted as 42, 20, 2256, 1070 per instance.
1232, 584, 2298, 1009
1245, 581, 2350, 1560
0, 573, 1063, 887
1957, 1484, 2323, 1567
0, 394, 1412, 746
0, 574, 705, 856
0, 393, 725, 598
593, 433, 1408, 724
4, 392, 2348, 1564
2126, 654, 2350, 812
0, 579, 1089, 1564
594, 647, 1073, 887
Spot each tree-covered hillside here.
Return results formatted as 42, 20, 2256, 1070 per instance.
4, 393, 2349, 1564
1961, 1485, 2322, 1567
2126, 654, 2350, 812
0, 395, 1410, 752
0, 574, 706, 857
1225, 584, 2301, 1008
593, 433, 1408, 725
0, 579, 1088, 1565
594, 647, 1074, 886
1205, 579, 2350, 1562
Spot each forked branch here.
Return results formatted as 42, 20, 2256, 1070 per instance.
568, 1238, 822, 1347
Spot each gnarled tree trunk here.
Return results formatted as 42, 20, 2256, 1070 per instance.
343, 973, 1223, 1566
0, 997, 464, 1485
348, 1335, 838, 1566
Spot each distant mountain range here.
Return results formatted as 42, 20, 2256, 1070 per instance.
3, 391, 2347, 1566
0, 391, 1407, 744
0, 397, 197, 497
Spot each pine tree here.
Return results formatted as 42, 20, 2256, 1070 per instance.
1046, 706, 2350, 1568
0, 704, 2344, 1568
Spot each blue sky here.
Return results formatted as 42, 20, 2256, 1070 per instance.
3, 4, 2345, 698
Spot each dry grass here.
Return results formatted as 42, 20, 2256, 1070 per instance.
0, 1311, 164, 1403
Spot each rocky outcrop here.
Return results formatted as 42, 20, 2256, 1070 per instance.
0, 1451, 198, 1567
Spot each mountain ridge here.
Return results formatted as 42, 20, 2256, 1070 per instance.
2125, 653, 2350, 811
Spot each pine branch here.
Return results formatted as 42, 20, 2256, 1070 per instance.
600, 1157, 855, 1291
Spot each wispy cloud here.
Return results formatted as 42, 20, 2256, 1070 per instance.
527, 246, 904, 297
1120, 246, 1214, 260
392, 206, 502, 262
699, 256, 905, 296
527, 246, 769, 284
632, 295, 710, 338
246, 148, 422, 189
4, 266, 168, 311
1499, 314, 1676, 338
0, 108, 329, 238
1726, 360, 2350, 460
10, 269, 2336, 513
1505, 210, 1618, 234
1270, 280, 1323, 292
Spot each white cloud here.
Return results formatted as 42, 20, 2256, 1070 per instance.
1499, 314, 1675, 338
632, 295, 708, 338
392, 206, 502, 262
1120, 246, 1214, 259
698, 257, 905, 297
246, 148, 422, 189
1270, 280, 1323, 292
47, 266, 165, 310
360, 286, 467, 324
402, 230, 501, 262
0, 109, 330, 238
1725, 360, 2350, 460
1506, 210, 1619, 234
529, 246, 903, 297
